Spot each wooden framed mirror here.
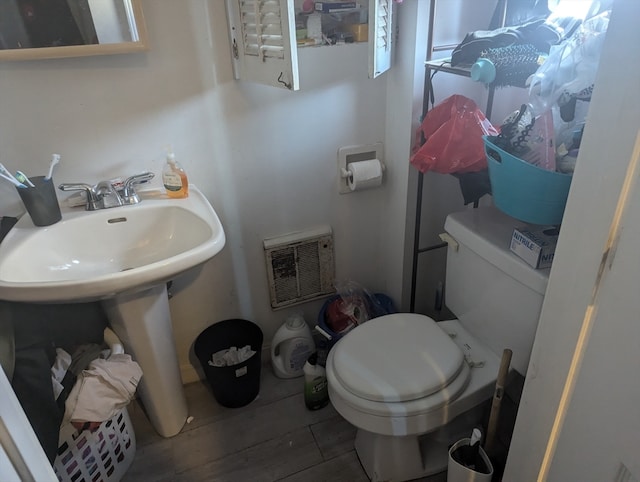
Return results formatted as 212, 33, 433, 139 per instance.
0, 0, 148, 61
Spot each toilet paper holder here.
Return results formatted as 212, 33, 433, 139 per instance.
337, 143, 385, 194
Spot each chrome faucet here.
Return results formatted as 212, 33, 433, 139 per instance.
95, 181, 124, 208
57, 183, 103, 211
120, 172, 155, 204
58, 171, 155, 211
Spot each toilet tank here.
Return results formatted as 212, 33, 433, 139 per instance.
443, 207, 550, 375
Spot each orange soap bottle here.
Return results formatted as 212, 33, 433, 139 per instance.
162, 149, 189, 198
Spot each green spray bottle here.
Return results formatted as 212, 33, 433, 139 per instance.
303, 352, 329, 410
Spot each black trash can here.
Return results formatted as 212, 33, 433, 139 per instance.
194, 319, 263, 408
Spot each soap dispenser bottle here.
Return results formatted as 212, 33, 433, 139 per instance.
162, 149, 189, 198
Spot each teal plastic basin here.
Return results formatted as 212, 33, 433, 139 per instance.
484, 136, 573, 225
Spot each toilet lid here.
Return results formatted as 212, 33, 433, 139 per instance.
332, 313, 465, 403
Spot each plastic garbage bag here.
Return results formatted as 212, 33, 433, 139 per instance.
322, 280, 395, 337
411, 95, 498, 174
528, 10, 610, 115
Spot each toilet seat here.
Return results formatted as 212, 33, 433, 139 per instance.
331, 313, 466, 403
326, 315, 499, 437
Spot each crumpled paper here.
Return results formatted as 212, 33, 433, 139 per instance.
208, 345, 256, 367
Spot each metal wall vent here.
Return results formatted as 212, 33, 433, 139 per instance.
263, 226, 335, 309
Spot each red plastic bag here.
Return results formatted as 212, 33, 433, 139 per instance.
410, 95, 498, 174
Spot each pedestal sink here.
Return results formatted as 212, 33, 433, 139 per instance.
0, 185, 225, 437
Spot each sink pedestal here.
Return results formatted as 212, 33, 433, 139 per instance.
103, 284, 188, 438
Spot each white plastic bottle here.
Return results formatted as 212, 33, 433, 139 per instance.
271, 313, 314, 378
162, 149, 189, 198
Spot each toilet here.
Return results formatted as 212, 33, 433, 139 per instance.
325, 207, 550, 481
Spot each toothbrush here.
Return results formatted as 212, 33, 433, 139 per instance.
0, 163, 24, 187
15, 171, 35, 187
45, 153, 60, 180
0, 172, 26, 188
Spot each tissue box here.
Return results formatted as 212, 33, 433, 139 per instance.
315, 2, 357, 13
510, 226, 559, 269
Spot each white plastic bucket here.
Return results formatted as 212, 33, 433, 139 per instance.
447, 438, 494, 482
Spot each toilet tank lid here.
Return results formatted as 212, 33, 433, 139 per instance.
444, 207, 549, 295
332, 313, 466, 403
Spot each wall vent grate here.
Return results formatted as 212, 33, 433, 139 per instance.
264, 227, 335, 309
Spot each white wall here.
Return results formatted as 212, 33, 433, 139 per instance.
0, 0, 413, 382
504, 1, 640, 479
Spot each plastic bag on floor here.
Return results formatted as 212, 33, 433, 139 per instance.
323, 280, 394, 336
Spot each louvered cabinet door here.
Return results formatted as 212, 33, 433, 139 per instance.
368, 0, 393, 79
226, 0, 299, 90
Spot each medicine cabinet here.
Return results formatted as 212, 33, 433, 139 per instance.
224, 0, 394, 90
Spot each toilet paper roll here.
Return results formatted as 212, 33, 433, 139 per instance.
348, 159, 383, 192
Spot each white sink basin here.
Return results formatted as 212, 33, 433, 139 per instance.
0, 185, 225, 302
0, 184, 226, 438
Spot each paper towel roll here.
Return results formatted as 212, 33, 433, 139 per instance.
348, 159, 383, 191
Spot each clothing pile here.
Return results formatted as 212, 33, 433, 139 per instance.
0, 301, 142, 464
53, 339, 142, 433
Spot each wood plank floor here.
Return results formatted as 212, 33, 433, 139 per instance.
123, 365, 448, 482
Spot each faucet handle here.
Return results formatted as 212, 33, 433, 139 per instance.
121, 171, 155, 204
58, 183, 101, 211
124, 171, 155, 187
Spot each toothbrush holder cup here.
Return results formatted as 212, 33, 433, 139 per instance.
16, 176, 62, 226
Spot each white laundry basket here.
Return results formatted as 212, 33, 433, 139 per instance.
53, 408, 136, 482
